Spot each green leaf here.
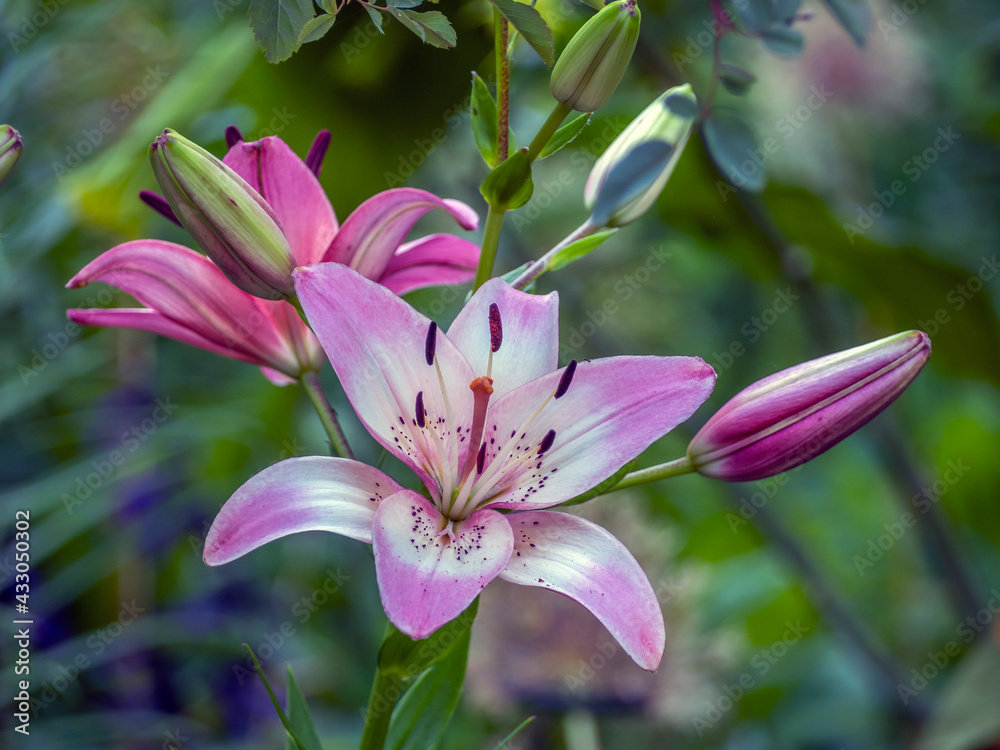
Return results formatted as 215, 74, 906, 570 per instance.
589, 140, 674, 227
248, 0, 315, 63
378, 600, 478, 679
818, 0, 870, 47
386, 8, 457, 48
561, 460, 636, 506
539, 113, 591, 158
363, 4, 385, 33
486, 0, 555, 66
718, 63, 757, 96
319, 0, 338, 13
297, 13, 336, 44
494, 717, 536, 749
471, 73, 500, 168
545, 228, 618, 273
388, 0, 423, 7
480, 149, 533, 209
242, 645, 309, 750
915, 638, 1000, 750
760, 23, 804, 56
385, 624, 472, 750
703, 108, 766, 192
284, 666, 324, 750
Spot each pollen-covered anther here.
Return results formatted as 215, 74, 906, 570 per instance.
555, 360, 577, 399
489, 303, 503, 353
415, 391, 426, 428
424, 321, 437, 366
537, 429, 556, 455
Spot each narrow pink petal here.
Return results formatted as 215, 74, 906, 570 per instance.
67, 240, 301, 372
373, 491, 513, 639
446, 278, 559, 399
204, 457, 401, 565
294, 263, 475, 499
477, 356, 716, 511
67, 308, 270, 368
378, 234, 481, 296
322, 188, 478, 279
499, 511, 664, 671
223, 136, 338, 266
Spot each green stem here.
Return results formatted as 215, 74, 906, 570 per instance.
495, 9, 510, 163
473, 203, 507, 291
511, 219, 600, 290
301, 371, 355, 460
358, 667, 401, 750
609, 456, 695, 492
526, 101, 573, 162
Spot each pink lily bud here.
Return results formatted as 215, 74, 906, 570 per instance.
688, 331, 931, 482
149, 129, 296, 300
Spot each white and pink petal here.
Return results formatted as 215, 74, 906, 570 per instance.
372, 491, 513, 640
204, 457, 400, 565
378, 234, 481, 296
446, 277, 559, 400
499, 510, 664, 671
294, 263, 475, 496
476, 356, 716, 511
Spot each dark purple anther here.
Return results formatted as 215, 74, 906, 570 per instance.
476, 443, 487, 474
415, 391, 425, 428
537, 429, 556, 455
425, 322, 437, 366
225, 126, 244, 149
139, 190, 182, 227
555, 360, 577, 399
489, 303, 502, 353
305, 129, 332, 178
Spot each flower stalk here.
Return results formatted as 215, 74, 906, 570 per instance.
301, 371, 355, 460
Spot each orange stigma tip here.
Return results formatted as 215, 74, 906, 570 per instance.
469, 376, 494, 395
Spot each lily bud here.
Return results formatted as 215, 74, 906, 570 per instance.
149, 129, 296, 300
688, 331, 931, 482
0, 125, 23, 188
584, 84, 698, 227
550, 0, 641, 113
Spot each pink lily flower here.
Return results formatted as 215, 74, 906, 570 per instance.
67, 130, 482, 384
204, 264, 716, 669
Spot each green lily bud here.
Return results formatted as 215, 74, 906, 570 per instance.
0, 125, 23, 188
149, 129, 296, 300
550, 0, 641, 113
584, 84, 698, 226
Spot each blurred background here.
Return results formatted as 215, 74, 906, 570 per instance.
2, 0, 999, 747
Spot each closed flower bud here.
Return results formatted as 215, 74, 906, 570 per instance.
0, 125, 23, 188
550, 0, 641, 113
688, 331, 931, 482
149, 129, 296, 300
584, 84, 697, 227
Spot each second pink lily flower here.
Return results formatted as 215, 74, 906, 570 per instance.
67, 131, 482, 384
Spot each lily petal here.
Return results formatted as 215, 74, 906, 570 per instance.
67, 240, 302, 374
447, 277, 559, 399
379, 234, 482, 297
477, 356, 716, 511
67, 307, 273, 369
323, 188, 478, 279
295, 263, 475, 497
373, 490, 513, 639
223, 136, 338, 266
204, 457, 401, 565
499, 510, 664, 671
